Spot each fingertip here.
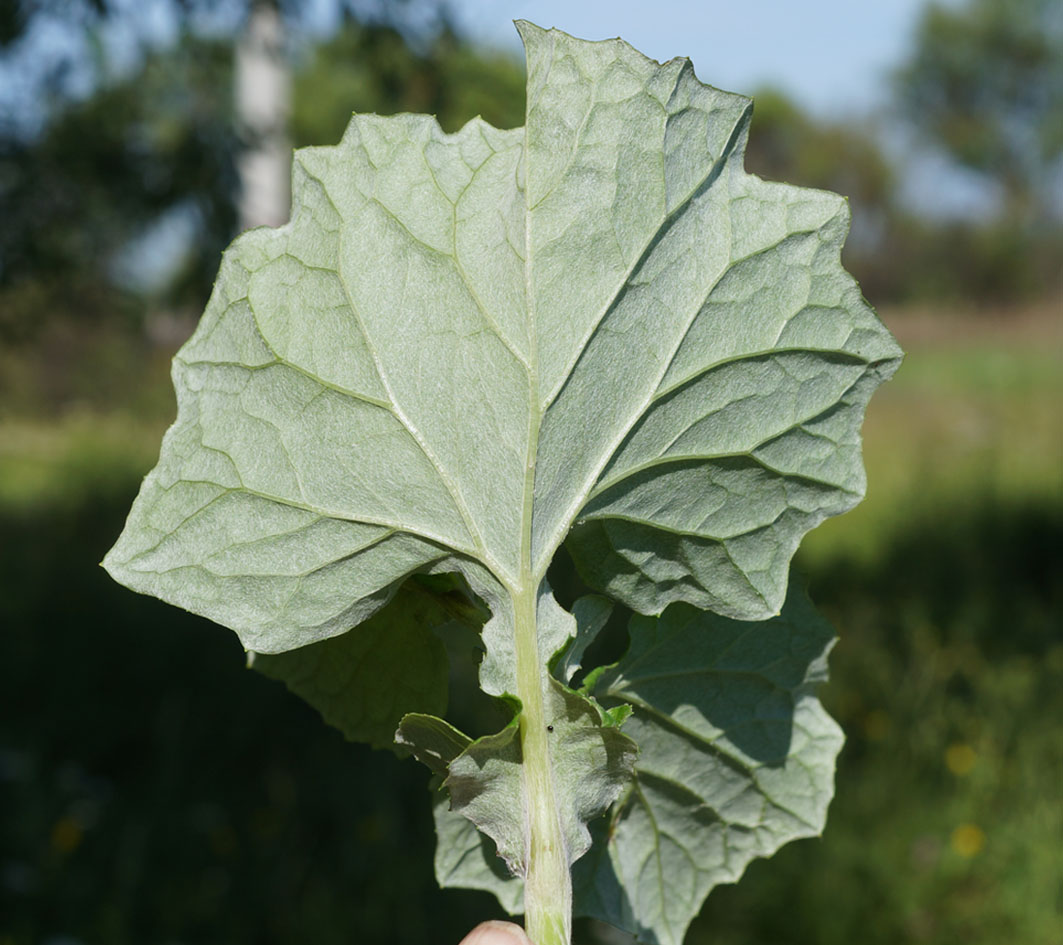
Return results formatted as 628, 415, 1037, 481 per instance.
458, 919, 533, 945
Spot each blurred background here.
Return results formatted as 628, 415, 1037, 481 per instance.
0, 0, 1060, 942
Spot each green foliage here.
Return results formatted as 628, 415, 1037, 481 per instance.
895, 0, 1063, 219
572, 589, 841, 944
253, 578, 463, 749
102, 23, 900, 944
0, 32, 238, 319
746, 88, 893, 227
291, 19, 525, 146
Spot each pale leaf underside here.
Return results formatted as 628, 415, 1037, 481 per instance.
102, 20, 899, 945
104, 22, 900, 657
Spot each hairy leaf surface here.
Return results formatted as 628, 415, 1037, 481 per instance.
103, 20, 899, 945
105, 22, 899, 648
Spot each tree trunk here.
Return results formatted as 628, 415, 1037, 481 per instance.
235, 0, 291, 231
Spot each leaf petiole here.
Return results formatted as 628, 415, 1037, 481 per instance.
513, 580, 571, 945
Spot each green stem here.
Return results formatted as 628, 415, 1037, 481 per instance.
513, 578, 570, 945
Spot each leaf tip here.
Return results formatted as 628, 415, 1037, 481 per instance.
513, 19, 543, 44
99, 541, 133, 590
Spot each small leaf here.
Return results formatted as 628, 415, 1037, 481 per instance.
552, 595, 613, 685
445, 714, 527, 874
412, 674, 637, 880
572, 584, 843, 945
396, 713, 472, 776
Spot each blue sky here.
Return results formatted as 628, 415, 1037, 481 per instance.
442, 0, 994, 216
447, 0, 959, 117
1, 0, 991, 220
1, 0, 955, 124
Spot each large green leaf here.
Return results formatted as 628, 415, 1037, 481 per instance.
104, 22, 899, 657
103, 21, 899, 945
574, 586, 842, 945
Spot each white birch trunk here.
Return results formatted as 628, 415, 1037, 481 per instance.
235, 0, 291, 231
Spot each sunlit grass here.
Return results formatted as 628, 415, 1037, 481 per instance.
2, 301, 1060, 536
0, 411, 168, 509
799, 299, 1063, 566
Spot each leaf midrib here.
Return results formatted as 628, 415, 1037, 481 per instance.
529, 102, 753, 576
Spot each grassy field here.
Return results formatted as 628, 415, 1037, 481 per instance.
801, 298, 1063, 563
1, 299, 1060, 945
3, 299, 1060, 523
